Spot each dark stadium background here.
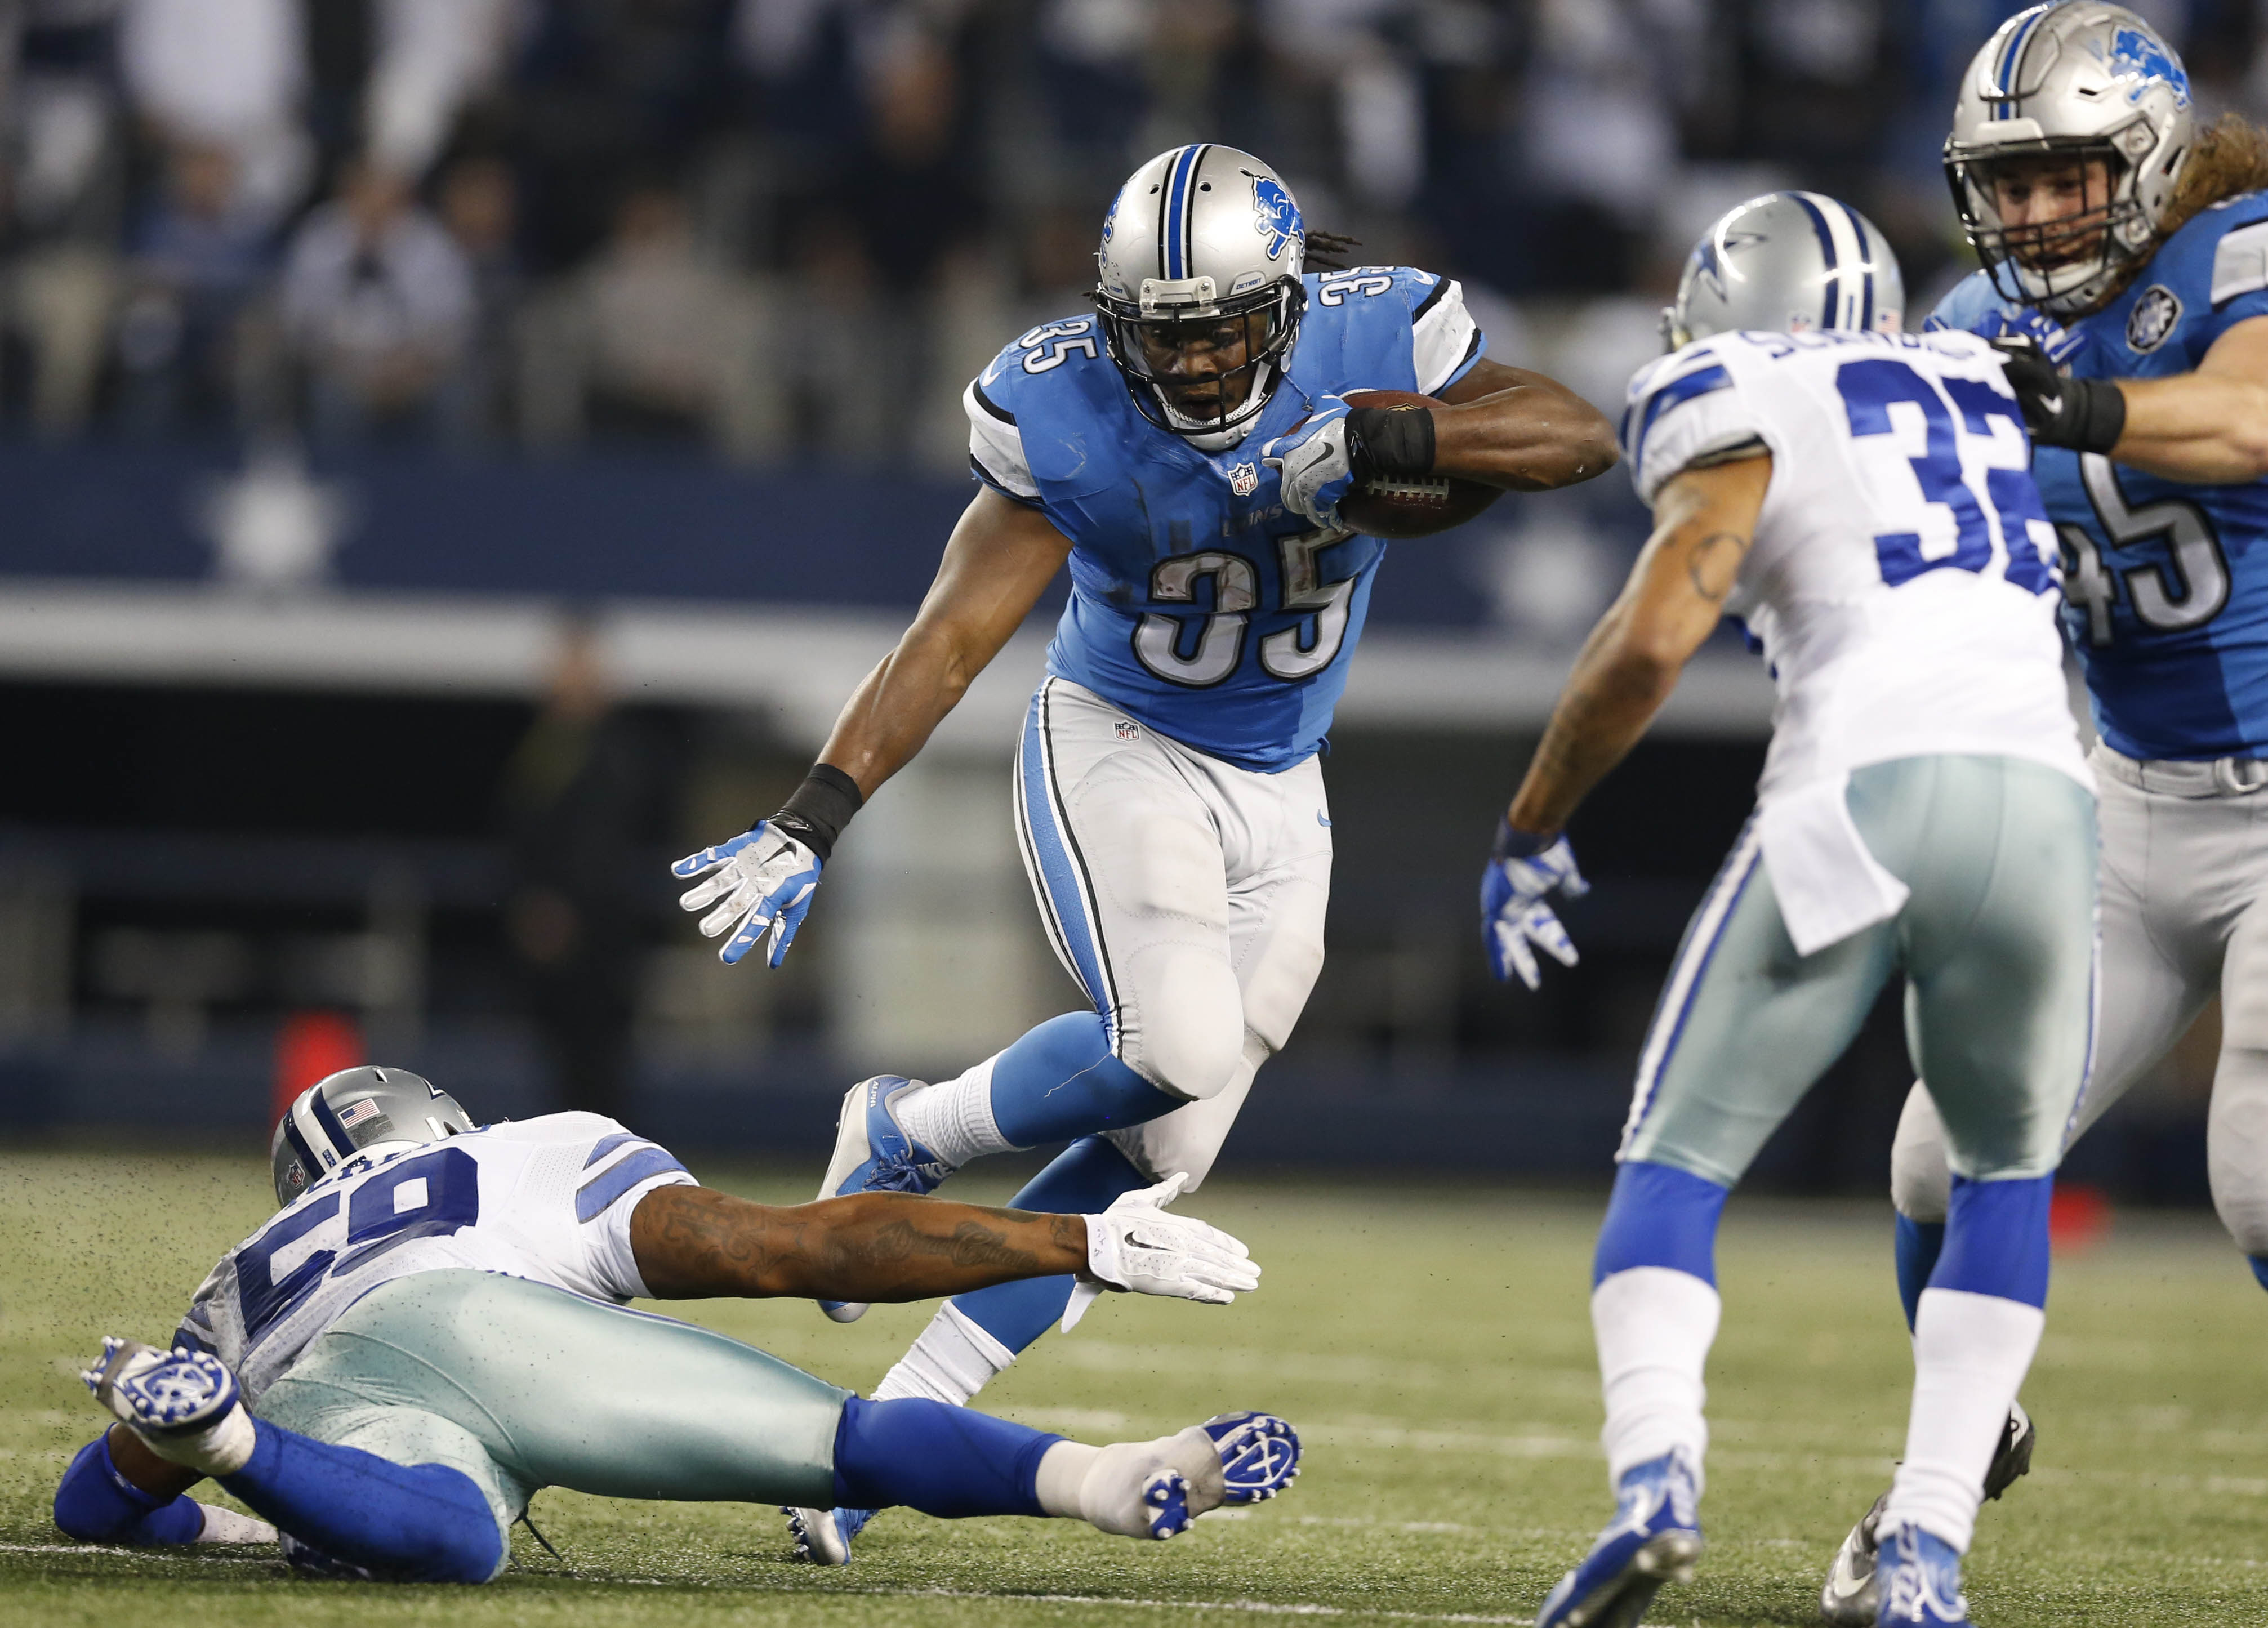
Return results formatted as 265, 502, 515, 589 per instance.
0, 0, 2227, 1202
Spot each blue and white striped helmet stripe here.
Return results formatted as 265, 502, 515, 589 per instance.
1789, 191, 1874, 331
1990, 5, 2048, 117
291, 1087, 352, 1171
1159, 144, 1209, 280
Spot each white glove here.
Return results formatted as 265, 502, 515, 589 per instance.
1064, 1173, 1259, 1331
1260, 396, 1357, 528
671, 821, 823, 967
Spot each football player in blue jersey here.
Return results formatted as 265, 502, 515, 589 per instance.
670, 142, 1615, 1555
1821, 6, 2268, 1620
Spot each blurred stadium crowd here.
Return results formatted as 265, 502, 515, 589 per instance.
3, 0, 2263, 472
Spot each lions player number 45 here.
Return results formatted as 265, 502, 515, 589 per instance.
1836, 356, 2056, 594
2057, 454, 2230, 647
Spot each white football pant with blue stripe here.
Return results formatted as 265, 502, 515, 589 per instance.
1013, 675, 1331, 1185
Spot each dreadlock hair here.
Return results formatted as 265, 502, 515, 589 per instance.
2160, 112, 2268, 239
1303, 230, 1363, 271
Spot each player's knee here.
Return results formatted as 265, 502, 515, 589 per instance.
1889, 1085, 1952, 1224
1122, 968, 1244, 1102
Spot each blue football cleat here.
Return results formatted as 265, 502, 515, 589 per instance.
82, 1338, 242, 1438
1203, 1411, 1301, 1504
813, 1077, 952, 1323
1874, 1523, 1970, 1626
1142, 1469, 1195, 1539
783, 1504, 875, 1564
1535, 1449, 1704, 1628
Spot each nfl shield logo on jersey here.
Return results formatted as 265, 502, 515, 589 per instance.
1229, 462, 1259, 496
2127, 286, 2182, 354
1115, 720, 1141, 742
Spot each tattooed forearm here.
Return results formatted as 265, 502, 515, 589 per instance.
630, 1185, 1089, 1301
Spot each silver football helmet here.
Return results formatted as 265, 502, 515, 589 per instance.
1945, 2, 2194, 314
1664, 191, 1905, 350
269, 1065, 475, 1206
1092, 143, 1307, 449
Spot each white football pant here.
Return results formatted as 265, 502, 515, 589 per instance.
1013, 676, 1331, 1187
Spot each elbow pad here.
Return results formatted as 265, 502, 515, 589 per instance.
54, 1435, 206, 1545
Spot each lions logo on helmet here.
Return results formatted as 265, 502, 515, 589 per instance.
1251, 175, 1302, 263
2107, 24, 2189, 108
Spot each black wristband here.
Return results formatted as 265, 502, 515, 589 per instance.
765, 764, 864, 862
1491, 818, 1557, 861
1346, 404, 1437, 480
2065, 377, 2127, 454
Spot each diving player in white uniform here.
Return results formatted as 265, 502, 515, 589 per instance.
666, 144, 1616, 1553
1483, 195, 2096, 1628
56, 1066, 1299, 1578
1823, 7, 2268, 1617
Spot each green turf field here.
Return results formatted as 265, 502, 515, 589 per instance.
3, 1149, 2265, 1627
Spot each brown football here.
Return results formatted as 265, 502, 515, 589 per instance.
1334, 389, 1503, 539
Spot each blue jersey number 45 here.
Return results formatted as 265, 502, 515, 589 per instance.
1836, 357, 2056, 595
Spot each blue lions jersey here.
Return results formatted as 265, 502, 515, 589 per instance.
1931, 191, 2268, 760
964, 267, 1486, 771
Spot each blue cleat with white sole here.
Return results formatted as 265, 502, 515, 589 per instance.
1202, 1411, 1301, 1504
1874, 1523, 1970, 1626
1535, 1448, 1704, 1628
82, 1338, 242, 1438
783, 1503, 876, 1564
1142, 1469, 1195, 1538
813, 1076, 952, 1322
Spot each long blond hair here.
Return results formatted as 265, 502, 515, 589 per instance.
2161, 113, 2268, 238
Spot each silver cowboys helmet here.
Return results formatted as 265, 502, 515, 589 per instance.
1665, 191, 1905, 349
1945, 2, 2194, 314
1092, 143, 1307, 449
270, 1064, 474, 1207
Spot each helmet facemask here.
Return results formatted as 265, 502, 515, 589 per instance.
1948, 134, 2160, 315
1093, 276, 1305, 451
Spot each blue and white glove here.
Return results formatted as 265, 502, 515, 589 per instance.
672, 821, 823, 966
1480, 821, 1589, 990
1261, 395, 1356, 528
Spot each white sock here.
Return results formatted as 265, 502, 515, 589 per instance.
892, 1056, 1021, 1168
1593, 1266, 1721, 1491
870, 1302, 1017, 1406
135, 1406, 257, 1478
1033, 1426, 1221, 1537
1883, 1288, 2045, 1554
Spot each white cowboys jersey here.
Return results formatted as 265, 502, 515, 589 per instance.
172, 1114, 696, 1400
1620, 327, 2091, 801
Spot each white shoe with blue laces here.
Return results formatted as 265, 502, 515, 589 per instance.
813, 1076, 952, 1323
1874, 1522, 1971, 1626
1535, 1448, 1704, 1628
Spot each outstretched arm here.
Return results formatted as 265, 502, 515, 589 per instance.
630, 1185, 1086, 1301
1506, 453, 1771, 837
2109, 316, 2268, 484
818, 488, 1075, 799
1432, 357, 1619, 492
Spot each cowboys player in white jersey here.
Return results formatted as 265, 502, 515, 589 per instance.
1485, 194, 2096, 1628
668, 144, 1615, 1553
1824, 6, 2268, 1616
56, 1066, 1299, 1578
